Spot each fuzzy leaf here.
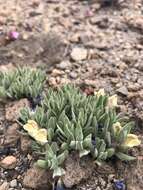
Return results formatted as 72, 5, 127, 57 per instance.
116, 152, 136, 161
36, 160, 48, 169
80, 149, 90, 157
53, 167, 66, 178
57, 150, 68, 165
107, 148, 115, 158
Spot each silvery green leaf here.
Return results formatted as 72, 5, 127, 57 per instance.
92, 116, 98, 136
116, 152, 136, 161
117, 128, 128, 143
50, 155, 58, 169
105, 132, 111, 146
122, 122, 134, 133
107, 148, 115, 158
78, 108, 85, 126
70, 141, 76, 149
71, 106, 76, 123
83, 134, 92, 148
57, 150, 68, 165
102, 96, 108, 107
97, 110, 104, 121
64, 124, 75, 141
98, 152, 108, 160
76, 141, 83, 151
36, 160, 48, 169
45, 144, 54, 159
61, 142, 68, 151
47, 117, 56, 130
0, 87, 6, 98
53, 167, 66, 178
47, 128, 54, 142
98, 140, 106, 153
96, 96, 103, 107
95, 137, 101, 150
86, 113, 93, 128
103, 114, 110, 135
57, 125, 66, 138
93, 148, 98, 158
75, 124, 83, 141
79, 149, 90, 157
51, 142, 59, 154
116, 114, 129, 123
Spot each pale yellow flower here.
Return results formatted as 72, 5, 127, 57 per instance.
23, 120, 48, 144
113, 122, 122, 134
23, 120, 38, 138
94, 89, 105, 97
27, 120, 39, 128
122, 134, 141, 148
23, 123, 38, 133
107, 95, 118, 108
34, 129, 48, 145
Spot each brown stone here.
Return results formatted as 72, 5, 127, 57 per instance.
4, 123, 20, 146
116, 86, 128, 96
62, 154, 94, 188
23, 166, 52, 190
0, 182, 9, 190
5, 99, 30, 122
20, 135, 32, 153
0, 156, 17, 169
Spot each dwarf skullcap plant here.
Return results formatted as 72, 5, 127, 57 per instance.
0, 67, 45, 100
20, 85, 141, 177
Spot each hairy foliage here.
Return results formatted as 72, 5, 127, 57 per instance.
0, 67, 45, 100
20, 85, 139, 177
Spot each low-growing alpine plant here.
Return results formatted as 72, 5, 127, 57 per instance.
0, 67, 45, 100
19, 85, 140, 177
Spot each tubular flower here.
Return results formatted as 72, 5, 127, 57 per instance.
113, 122, 122, 134
122, 134, 141, 148
23, 120, 38, 133
94, 89, 105, 97
27, 120, 39, 127
107, 94, 118, 108
23, 120, 48, 145
33, 129, 48, 145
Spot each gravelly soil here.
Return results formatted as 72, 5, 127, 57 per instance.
0, 0, 143, 190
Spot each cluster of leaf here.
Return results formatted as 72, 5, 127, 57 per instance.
0, 67, 45, 100
20, 85, 136, 177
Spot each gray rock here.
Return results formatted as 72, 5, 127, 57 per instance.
62, 154, 94, 188
57, 60, 71, 70
10, 180, 17, 188
116, 86, 128, 96
5, 99, 30, 122
20, 135, 32, 153
0, 156, 17, 169
4, 123, 20, 146
71, 47, 87, 61
69, 71, 78, 79
23, 166, 52, 190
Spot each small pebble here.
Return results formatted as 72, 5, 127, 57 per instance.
71, 47, 87, 61
69, 72, 78, 79
10, 179, 17, 188
116, 86, 128, 96
0, 156, 17, 169
57, 60, 71, 70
